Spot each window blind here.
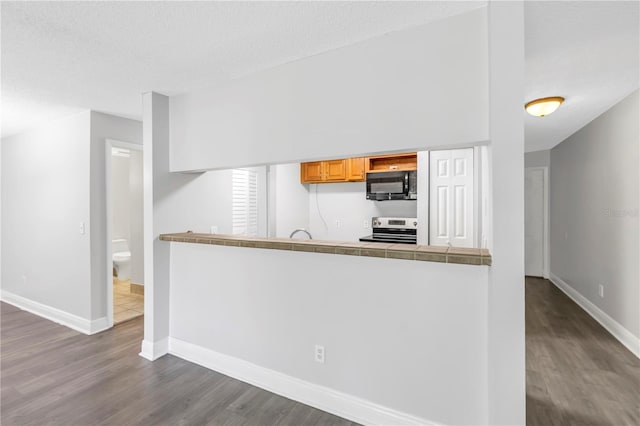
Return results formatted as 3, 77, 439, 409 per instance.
232, 169, 258, 236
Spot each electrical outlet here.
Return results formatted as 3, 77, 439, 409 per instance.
314, 345, 325, 364
210, 226, 219, 234
335, 220, 342, 228
598, 284, 604, 298
363, 219, 369, 228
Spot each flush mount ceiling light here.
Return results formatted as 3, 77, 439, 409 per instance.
525, 96, 565, 117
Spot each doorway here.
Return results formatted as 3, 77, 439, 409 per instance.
524, 166, 549, 277
106, 139, 144, 326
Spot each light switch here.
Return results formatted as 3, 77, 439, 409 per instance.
79, 222, 85, 235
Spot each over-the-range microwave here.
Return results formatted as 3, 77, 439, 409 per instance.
366, 170, 417, 201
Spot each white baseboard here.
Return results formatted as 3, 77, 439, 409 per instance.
168, 337, 438, 426
89, 316, 110, 334
549, 273, 640, 358
140, 338, 169, 361
1, 290, 109, 335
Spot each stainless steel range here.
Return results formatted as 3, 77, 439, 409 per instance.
359, 217, 417, 245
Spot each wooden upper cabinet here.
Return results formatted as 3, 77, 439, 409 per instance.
301, 160, 347, 183
301, 153, 415, 183
366, 152, 417, 172
325, 159, 347, 181
347, 157, 365, 182
301, 161, 324, 183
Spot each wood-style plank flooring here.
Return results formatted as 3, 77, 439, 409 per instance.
3, 279, 639, 426
526, 276, 640, 426
0, 303, 358, 426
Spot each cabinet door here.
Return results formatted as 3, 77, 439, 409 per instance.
325, 160, 347, 181
347, 157, 365, 181
301, 162, 324, 183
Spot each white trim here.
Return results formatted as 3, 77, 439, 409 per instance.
139, 338, 169, 361
168, 337, 439, 426
1, 290, 109, 335
473, 146, 480, 248
549, 273, 640, 358
105, 138, 143, 330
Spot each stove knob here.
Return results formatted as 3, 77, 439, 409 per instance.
413, 221, 417, 227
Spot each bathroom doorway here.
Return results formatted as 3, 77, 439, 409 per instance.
106, 139, 144, 326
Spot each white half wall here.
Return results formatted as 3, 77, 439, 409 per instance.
169, 242, 489, 425
143, 5, 530, 424
550, 89, 639, 342
169, 8, 488, 172
1, 111, 92, 319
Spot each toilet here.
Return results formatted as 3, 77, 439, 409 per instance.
112, 239, 131, 281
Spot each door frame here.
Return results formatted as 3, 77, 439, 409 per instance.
525, 166, 550, 278
105, 138, 143, 328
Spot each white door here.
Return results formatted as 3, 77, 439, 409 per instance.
429, 148, 474, 247
525, 167, 546, 277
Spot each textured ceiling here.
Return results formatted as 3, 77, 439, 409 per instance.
1, 1, 638, 152
524, 1, 639, 152
1, 1, 484, 138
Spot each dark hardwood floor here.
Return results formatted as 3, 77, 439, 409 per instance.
526, 276, 640, 426
0, 302, 358, 426
3, 279, 639, 426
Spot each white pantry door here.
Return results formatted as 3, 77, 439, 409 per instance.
524, 167, 546, 277
429, 148, 474, 247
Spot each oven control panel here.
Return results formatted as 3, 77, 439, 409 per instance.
371, 217, 418, 229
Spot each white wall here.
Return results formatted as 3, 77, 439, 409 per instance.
272, 163, 310, 239
524, 149, 550, 168
159, 169, 234, 234
169, 8, 488, 172
142, 93, 238, 360
1, 135, 3, 291
129, 150, 144, 285
309, 183, 417, 242
148, 5, 527, 424
111, 155, 131, 241
486, 2, 525, 424
170, 242, 489, 425
550, 90, 639, 340
1, 111, 92, 319
1, 110, 143, 329
90, 111, 142, 319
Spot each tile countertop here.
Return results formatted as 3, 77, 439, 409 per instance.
159, 233, 491, 266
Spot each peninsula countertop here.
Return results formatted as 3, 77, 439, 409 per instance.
160, 233, 491, 266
